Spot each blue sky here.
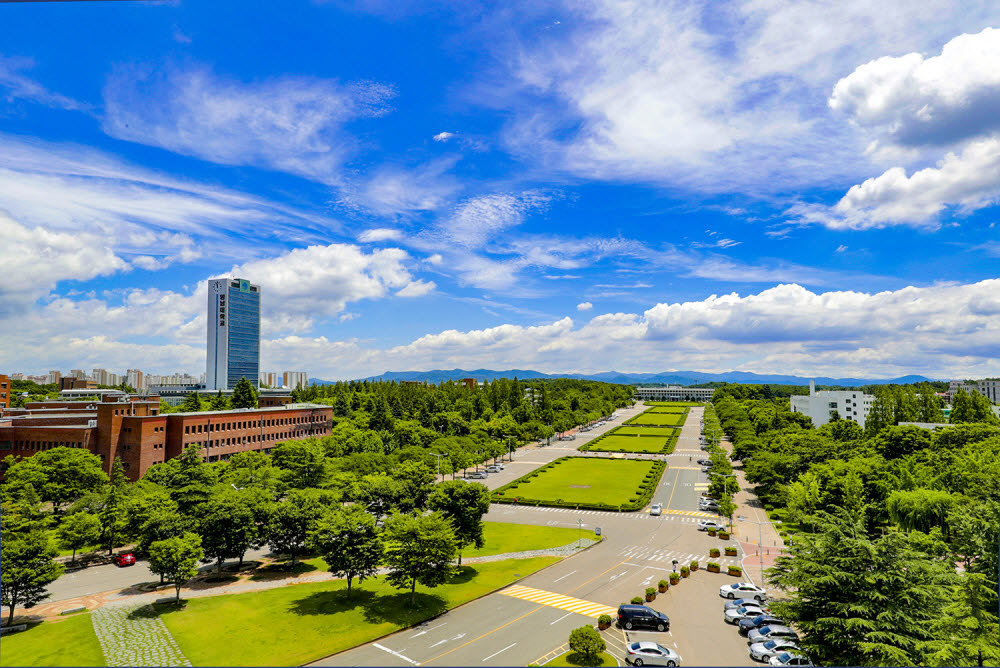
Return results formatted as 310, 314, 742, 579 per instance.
2, 0, 999, 380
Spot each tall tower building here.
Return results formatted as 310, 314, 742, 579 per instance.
207, 278, 261, 390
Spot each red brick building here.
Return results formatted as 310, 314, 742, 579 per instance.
0, 375, 9, 411
0, 395, 332, 480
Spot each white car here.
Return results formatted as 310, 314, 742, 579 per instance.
769, 652, 813, 666
724, 605, 765, 624
720, 582, 767, 601
698, 520, 726, 531
650, 503, 662, 516
485, 466, 502, 473
749, 639, 802, 662
624, 641, 682, 667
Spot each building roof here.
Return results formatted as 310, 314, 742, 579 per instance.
163, 403, 330, 418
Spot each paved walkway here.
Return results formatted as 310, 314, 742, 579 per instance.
91, 599, 191, 667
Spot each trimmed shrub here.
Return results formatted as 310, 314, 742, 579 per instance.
709, 547, 721, 558
725, 547, 738, 556
707, 562, 721, 573
680, 565, 690, 577
669, 572, 680, 585
645, 587, 656, 601
728, 565, 742, 576
719, 531, 730, 540
658, 580, 669, 593
631, 596, 643, 605
598, 614, 612, 630
689, 560, 699, 571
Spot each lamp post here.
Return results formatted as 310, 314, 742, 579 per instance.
578, 518, 583, 547
709, 472, 737, 530
738, 515, 782, 588
429, 452, 447, 481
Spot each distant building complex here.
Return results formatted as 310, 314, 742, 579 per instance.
633, 386, 715, 402
790, 381, 874, 429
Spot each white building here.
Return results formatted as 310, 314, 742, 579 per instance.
260, 371, 281, 388
283, 371, 309, 390
633, 386, 715, 402
207, 278, 261, 390
790, 381, 874, 429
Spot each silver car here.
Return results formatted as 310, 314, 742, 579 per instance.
724, 605, 765, 624
625, 641, 682, 667
650, 503, 662, 516
747, 625, 799, 645
769, 652, 813, 666
698, 520, 726, 531
721, 582, 767, 601
749, 639, 802, 662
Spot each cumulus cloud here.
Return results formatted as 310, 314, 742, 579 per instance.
433, 131, 455, 141
102, 63, 395, 184
358, 228, 404, 242
577, 301, 593, 311
830, 28, 1000, 147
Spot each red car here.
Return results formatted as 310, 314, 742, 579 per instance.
113, 552, 136, 567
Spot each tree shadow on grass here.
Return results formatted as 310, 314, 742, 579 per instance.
250, 561, 318, 581
288, 587, 447, 625
449, 565, 478, 584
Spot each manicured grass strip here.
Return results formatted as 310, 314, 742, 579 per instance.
492, 457, 666, 511
156, 557, 558, 667
463, 522, 597, 558
582, 434, 674, 454
0, 613, 106, 667
613, 426, 678, 436
625, 411, 686, 426
547, 651, 618, 667
646, 406, 688, 413
645, 401, 703, 407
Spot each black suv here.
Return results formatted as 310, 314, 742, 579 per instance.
617, 605, 670, 632
738, 613, 785, 636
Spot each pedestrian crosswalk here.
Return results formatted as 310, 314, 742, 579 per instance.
618, 544, 742, 567
500, 585, 618, 618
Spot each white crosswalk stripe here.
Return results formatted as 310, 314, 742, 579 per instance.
616, 544, 743, 566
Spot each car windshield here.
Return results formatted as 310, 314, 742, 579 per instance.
765, 640, 778, 649
729, 584, 740, 589
775, 653, 790, 662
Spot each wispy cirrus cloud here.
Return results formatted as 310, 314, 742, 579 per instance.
0, 53, 89, 111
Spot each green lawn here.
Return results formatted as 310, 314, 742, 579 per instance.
647, 407, 688, 414
613, 426, 678, 436
645, 401, 703, 407
625, 411, 686, 426
463, 522, 597, 558
0, 614, 106, 667
547, 651, 618, 666
495, 458, 658, 506
156, 557, 558, 666
582, 434, 675, 454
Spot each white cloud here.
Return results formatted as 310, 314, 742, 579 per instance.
836, 245, 848, 253
433, 131, 456, 141
440, 191, 551, 249
359, 228, 404, 242
0, 53, 88, 111
395, 280, 436, 298
577, 301, 593, 311
102, 63, 395, 184
830, 28, 1000, 147
339, 157, 461, 216
692, 238, 741, 249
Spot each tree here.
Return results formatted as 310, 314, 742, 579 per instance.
950, 389, 1000, 425
231, 377, 258, 410
56, 512, 102, 564
222, 450, 281, 490
923, 572, 999, 667
3, 448, 108, 512
143, 444, 217, 515
180, 391, 203, 412
271, 439, 328, 489
767, 509, 951, 666
137, 506, 191, 561
368, 395, 394, 432
383, 512, 457, 606
99, 458, 130, 555
147, 533, 203, 603
267, 490, 327, 564
428, 481, 490, 565
1, 531, 64, 625
309, 505, 383, 598
568, 625, 606, 663
198, 490, 259, 576
210, 390, 229, 411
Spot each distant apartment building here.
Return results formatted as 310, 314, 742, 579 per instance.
47, 370, 61, 385
207, 278, 261, 391
790, 381, 874, 429
260, 371, 280, 388
70, 369, 86, 380
0, 394, 333, 481
0, 375, 9, 411
633, 386, 715, 402
92, 368, 110, 385
126, 369, 145, 391
947, 379, 1000, 404
283, 371, 308, 390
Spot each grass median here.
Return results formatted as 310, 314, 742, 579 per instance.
493, 457, 663, 508
463, 522, 597, 557
156, 557, 558, 666
0, 613, 106, 667
625, 411, 686, 427
581, 434, 675, 454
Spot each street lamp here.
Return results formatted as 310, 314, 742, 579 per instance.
738, 515, 782, 588
429, 452, 448, 480
709, 472, 737, 530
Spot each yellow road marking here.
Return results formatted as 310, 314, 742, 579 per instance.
664, 466, 682, 509
501, 585, 618, 618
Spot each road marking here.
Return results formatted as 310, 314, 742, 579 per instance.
550, 612, 574, 625
482, 643, 517, 662
501, 585, 618, 618
373, 644, 418, 665
409, 623, 446, 639
552, 570, 577, 583
420, 607, 542, 665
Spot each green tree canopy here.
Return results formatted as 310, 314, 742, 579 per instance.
148, 532, 203, 603
1, 530, 64, 626
382, 511, 458, 606
231, 377, 259, 410
308, 504, 383, 598
428, 480, 490, 564
3, 448, 108, 511
568, 625, 606, 663
56, 512, 102, 564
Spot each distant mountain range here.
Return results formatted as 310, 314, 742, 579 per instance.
308, 369, 938, 388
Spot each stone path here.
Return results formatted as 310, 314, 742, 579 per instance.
91, 599, 191, 667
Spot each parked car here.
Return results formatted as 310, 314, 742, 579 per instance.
725, 598, 770, 612
747, 626, 799, 645
485, 466, 502, 473
698, 520, 726, 531
650, 503, 662, 516
624, 641, 682, 667
721, 582, 768, 601
699, 499, 719, 507
739, 614, 786, 636
749, 639, 802, 662
697, 459, 713, 466
724, 605, 766, 624
701, 465, 713, 473
113, 552, 136, 567
467, 471, 488, 479
768, 652, 813, 666
617, 604, 670, 632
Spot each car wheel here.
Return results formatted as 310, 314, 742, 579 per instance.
728, 592, 735, 599
656, 623, 665, 632
667, 662, 676, 667
755, 595, 765, 602
633, 660, 643, 667
625, 621, 634, 630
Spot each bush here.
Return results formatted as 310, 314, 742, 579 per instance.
598, 614, 612, 630
631, 596, 643, 604
725, 547, 738, 556
680, 565, 690, 577
569, 625, 606, 662
669, 572, 680, 585
707, 562, 721, 572
689, 560, 699, 571
658, 579, 668, 592
709, 547, 720, 557
719, 531, 730, 540
728, 565, 742, 576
